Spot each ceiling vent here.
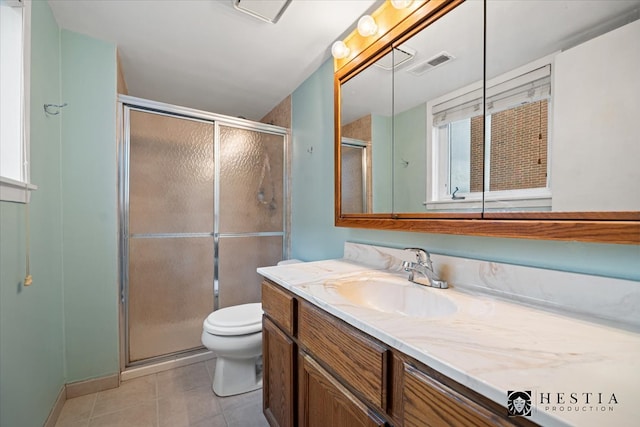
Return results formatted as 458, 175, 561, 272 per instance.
373, 45, 416, 71
407, 51, 455, 76
233, 0, 292, 24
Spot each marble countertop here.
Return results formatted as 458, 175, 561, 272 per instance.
258, 258, 640, 427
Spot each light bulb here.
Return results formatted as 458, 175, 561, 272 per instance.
390, 0, 413, 9
331, 40, 350, 59
357, 15, 378, 37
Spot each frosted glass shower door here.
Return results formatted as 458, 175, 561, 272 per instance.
217, 125, 286, 309
126, 109, 214, 363
341, 143, 367, 213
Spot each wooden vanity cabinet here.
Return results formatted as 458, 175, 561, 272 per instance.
262, 280, 388, 426
261, 279, 538, 427
262, 281, 297, 427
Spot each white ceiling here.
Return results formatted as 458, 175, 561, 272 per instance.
48, 0, 380, 121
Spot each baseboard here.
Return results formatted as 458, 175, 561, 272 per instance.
121, 351, 215, 382
43, 385, 66, 427
66, 373, 120, 399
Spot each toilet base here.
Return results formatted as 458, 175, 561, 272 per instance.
212, 356, 263, 397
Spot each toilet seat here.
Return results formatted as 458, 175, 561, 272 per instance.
203, 303, 263, 336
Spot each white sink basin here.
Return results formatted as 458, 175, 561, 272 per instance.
328, 277, 457, 319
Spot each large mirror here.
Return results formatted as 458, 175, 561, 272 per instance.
335, 0, 640, 243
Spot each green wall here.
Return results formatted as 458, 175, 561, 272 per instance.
291, 60, 350, 260
393, 103, 427, 212
290, 59, 640, 281
0, 1, 65, 426
0, 3, 119, 425
371, 114, 392, 212
60, 30, 119, 382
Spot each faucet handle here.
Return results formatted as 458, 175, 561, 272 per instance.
404, 247, 433, 269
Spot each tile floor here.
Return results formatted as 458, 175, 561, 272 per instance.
55, 359, 269, 427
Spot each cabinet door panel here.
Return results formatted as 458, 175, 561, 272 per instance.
298, 301, 388, 409
403, 364, 515, 427
263, 317, 295, 427
299, 353, 387, 427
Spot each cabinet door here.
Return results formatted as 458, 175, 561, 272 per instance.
299, 353, 388, 427
263, 317, 295, 427
403, 364, 516, 427
298, 301, 388, 410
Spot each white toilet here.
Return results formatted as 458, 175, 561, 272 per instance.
201, 302, 263, 397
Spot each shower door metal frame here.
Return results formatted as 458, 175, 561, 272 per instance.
341, 137, 369, 213
117, 95, 290, 370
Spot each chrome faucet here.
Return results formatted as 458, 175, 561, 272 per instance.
402, 248, 448, 289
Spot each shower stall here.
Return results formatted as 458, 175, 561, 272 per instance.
118, 96, 289, 369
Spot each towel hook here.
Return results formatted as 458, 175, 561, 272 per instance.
44, 103, 68, 116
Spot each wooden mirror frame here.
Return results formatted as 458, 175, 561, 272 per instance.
334, 0, 640, 244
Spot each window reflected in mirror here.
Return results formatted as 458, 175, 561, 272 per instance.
428, 60, 552, 211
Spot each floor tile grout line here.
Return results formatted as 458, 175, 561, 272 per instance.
87, 391, 98, 422
86, 376, 158, 422
155, 372, 160, 427
87, 402, 156, 421
221, 402, 230, 427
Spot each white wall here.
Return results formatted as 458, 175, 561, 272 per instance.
552, 19, 640, 212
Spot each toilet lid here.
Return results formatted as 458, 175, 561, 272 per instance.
203, 303, 263, 336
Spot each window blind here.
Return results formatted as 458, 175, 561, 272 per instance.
432, 64, 551, 126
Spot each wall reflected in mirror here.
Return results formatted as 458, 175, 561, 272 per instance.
485, 0, 640, 212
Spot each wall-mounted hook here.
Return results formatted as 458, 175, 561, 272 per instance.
44, 103, 68, 116
401, 158, 409, 168
307, 146, 313, 154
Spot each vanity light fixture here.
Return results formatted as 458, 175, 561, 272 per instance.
357, 15, 378, 37
390, 0, 413, 9
331, 40, 350, 59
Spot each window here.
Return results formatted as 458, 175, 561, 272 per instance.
427, 57, 553, 211
1, 0, 34, 203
